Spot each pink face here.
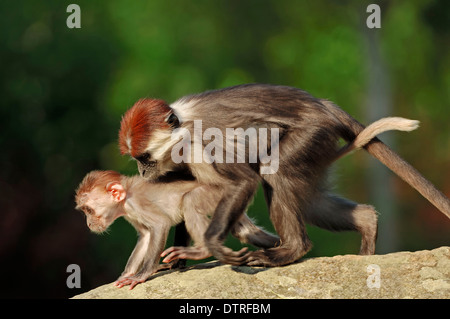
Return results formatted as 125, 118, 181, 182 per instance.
77, 184, 126, 233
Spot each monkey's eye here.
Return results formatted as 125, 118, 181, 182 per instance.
166, 113, 179, 128
136, 153, 151, 164
84, 207, 94, 215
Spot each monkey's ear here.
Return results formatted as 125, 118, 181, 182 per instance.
106, 182, 126, 202
165, 112, 179, 129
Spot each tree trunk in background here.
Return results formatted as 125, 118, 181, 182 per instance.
363, 28, 398, 253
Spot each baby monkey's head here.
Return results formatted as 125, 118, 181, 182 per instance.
75, 170, 126, 233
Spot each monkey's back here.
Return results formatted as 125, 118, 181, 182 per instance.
173, 84, 341, 130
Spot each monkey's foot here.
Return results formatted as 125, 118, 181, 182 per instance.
161, 246, 212, 263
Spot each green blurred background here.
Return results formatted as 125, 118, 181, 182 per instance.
0, 0, 449, 298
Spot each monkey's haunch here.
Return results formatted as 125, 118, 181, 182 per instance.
323, 100, 450, 218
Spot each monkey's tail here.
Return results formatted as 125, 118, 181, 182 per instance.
322, 100, 450, 218
335, 117, 420, 160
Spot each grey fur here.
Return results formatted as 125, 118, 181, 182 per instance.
127, 84, 449, 267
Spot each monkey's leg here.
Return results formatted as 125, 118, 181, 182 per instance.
204, 179, 258, 265
231, 214, 281, 249
170, 222, 191, 268
305, 193, 378, 255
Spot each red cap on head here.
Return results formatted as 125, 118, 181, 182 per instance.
119, 98, 171, 157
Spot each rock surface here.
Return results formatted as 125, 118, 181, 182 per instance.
73, 246, 449, 299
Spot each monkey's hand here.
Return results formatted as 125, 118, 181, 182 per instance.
208, 245, 251, 266
161, 246, 212, 263
114, 272, 153, 290
154, 261, 180, 272
165, 257, 187, 270
154, 258, 191, 272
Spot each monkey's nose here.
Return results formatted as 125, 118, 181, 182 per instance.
141, 170, 146, 177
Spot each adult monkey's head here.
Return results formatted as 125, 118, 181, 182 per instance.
119, 98, 180, 180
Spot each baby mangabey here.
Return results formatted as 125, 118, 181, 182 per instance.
75, 170, 279, 289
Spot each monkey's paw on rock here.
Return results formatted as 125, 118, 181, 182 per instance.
72, 246, 449, 299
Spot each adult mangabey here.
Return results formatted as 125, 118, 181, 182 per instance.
75, 170, 279, 289
119, 84, 450, 267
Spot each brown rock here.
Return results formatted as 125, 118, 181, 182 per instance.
72, 246, 449, 299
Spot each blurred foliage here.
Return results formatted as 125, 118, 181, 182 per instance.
0, 0, 448, 298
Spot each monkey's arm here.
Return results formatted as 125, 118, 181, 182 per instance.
162, 180, 259, 265
161, 245, 211, 262
203, 180, 258, 265
161, 203, 212, 263
160, 185, 215, 263
231, 214, 280, 248
161, 214, 279, 262
154, 222, 192, 271
115, 225, 170, 289
117, 231, 150, 279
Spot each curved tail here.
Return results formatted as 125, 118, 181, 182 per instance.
336, 117, 420, 160
322, 99, 450, 218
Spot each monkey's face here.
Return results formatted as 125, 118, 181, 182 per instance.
77, 190, 121, 233
135, 152, 160, 180
133, 127, 181, 181
85, 208, 108, 233
119, 98, 181, 181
